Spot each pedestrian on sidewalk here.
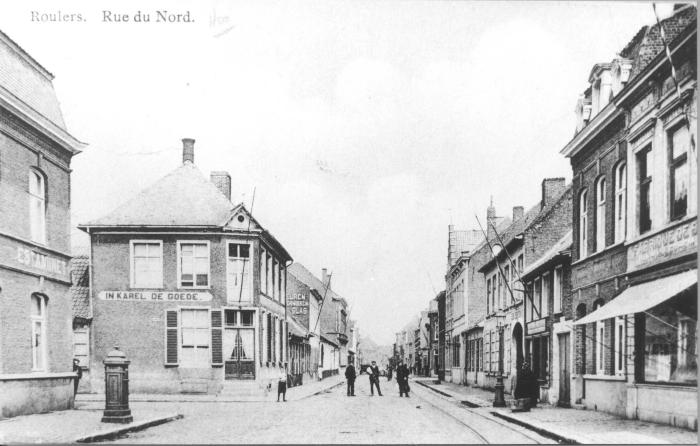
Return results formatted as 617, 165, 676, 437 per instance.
72, 358, 82, 396
277, 363, 288, 402
396, 360, 410, 397
368, 361, 382, 396
345, 363, 356, 396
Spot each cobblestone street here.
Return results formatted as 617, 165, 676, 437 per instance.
91, 379, 551, 444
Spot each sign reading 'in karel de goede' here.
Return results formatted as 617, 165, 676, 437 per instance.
98, 291, 213, 302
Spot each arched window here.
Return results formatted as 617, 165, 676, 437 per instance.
579, 189, 588, 258
29, 170, 46, 244
31, 294, 48, 371
595, 177, 606, 252
614, 164, 627, 243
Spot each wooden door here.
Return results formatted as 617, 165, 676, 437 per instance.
558, 332, 570, 407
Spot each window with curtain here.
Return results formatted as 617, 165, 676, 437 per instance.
614, 163, 627, 243
178, 242, 209, 288
31, 294, 48, 371
180, 308, 210, 367
669, 124, 689, 221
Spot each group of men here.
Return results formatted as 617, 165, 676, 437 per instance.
344, 360, 411, 397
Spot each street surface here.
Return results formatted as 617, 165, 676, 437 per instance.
99, 379, 553, 444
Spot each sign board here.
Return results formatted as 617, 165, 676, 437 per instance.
98, 291, 213, 302
0, 237, 70, 282
527, 318, 546, 335
287, 292, 310, 328
627, 219, 697, 271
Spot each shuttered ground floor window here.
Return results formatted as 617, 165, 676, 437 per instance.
165, 308, 224, 368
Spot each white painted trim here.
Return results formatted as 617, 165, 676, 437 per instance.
176, 240, 211, 290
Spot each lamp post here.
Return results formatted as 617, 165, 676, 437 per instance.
493, 315, 506, 408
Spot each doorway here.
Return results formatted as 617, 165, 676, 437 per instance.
512, 323, 524, 370
224, 310, 255, 379
558, 332, 571, 407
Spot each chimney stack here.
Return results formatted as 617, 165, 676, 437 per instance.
486, 196, 496, 240
210, 171, 231, 201
322, 268, 329, 289
182, 138, 195, 164
542, 178, 566, 208
512, 206, 524, 222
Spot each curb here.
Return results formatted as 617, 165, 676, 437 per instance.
414, 379, 453, 398
490, 411, 579, 444
74, 414, 184, 443
304, 379, 346, 400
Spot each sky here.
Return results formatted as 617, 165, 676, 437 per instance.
0, 0, 674, 345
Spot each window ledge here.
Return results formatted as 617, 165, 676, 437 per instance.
0, 372, 78, 381
582, 374, 626, 382
630, 382, 697, 390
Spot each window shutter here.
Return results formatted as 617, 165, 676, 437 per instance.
211, 309, 223, 366
165, 310, 179, 366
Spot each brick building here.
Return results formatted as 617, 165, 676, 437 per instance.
78, 139, 293, 395
286, 265, 323, 384
0, 30, 85, 418
562, 5, 697, 428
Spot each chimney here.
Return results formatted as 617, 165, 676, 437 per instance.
512, 206, 524, 222
322, 268, 329, 289
486, 196, 496, 240
542, 178, 566, 208
210, 171, 231, 200
182, 138, 195, 164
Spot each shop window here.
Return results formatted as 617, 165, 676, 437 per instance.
614, 316, 625, 376
553, 266, 562, 314
73, 326, 89, 368
31, 294, 48, 371
643, 291, 697, 385
669, 124, 689, 221
595, 177, 606, 252
131, 241, 163, 288
579, 189, 588, 258
614, 163, 627, 243
178, 242, 209, 288
180, 308, 210, 367
28, 170, 46, 244
637, 147, 652, 234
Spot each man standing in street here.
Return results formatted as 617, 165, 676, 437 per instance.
368, 361, 383, 396
397, 360, 410, 397
72, 358, 82, 396
345, 362, 356, 396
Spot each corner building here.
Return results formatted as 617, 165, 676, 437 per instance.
0, 30, 85, 418
79, 139, 292, 394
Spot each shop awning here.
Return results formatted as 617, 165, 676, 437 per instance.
574, 269, 697, 325
287, 317, 309, 339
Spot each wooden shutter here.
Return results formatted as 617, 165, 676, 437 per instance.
211, 309, 223, 366
165, 309, 179, 366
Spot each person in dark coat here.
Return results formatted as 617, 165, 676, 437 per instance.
72, 358, 82, 396
396, 360, 411, 397
345, 363, 356, 396
514, 361, 538, 407
387, 365, 393, 381
368, 361, 383, 396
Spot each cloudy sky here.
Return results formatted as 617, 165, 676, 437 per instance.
1, 0, 670, 345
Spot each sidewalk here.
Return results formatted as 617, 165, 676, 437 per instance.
414, 378, 697, 444
76, 374, 345, 404
0, 407, 182, 444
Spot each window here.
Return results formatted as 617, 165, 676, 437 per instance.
227, 243, 252, 302
497, 271, 503, 310
486, 278, 491, 314
180, 308, 210, 367
178, 242, 210, 288
579, 190, 588, 258
516, 254, 524, 302
31, 294, 47, 371
73, 326, 89, 368
504, 265, 511, 305
266, 313, 272, 362
29, 170, 46, 244
595, 177, 606, 251
131, 241, 163, 288
614, 163, 627, 243
266, 255, 273, 296
281, 266, 286, 305
614, 316, 625, 376
261, 249, 267, 295
541, 272, 550, 317
452, 336, 460, 367
637, 148, 652, 234
272, 260, 278, 300
553, 266, 562, 314
669, 125, 689, 220
532, 277, 542, 320
593, 300, 605, 375
643, 291, 696, 385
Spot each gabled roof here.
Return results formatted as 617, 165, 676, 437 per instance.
448, 229, 482, 268
80, 162, 235, 228
70, 255, 90, 320
288, 262, 344, 304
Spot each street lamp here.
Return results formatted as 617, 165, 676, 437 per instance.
493, 313, 506, 408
